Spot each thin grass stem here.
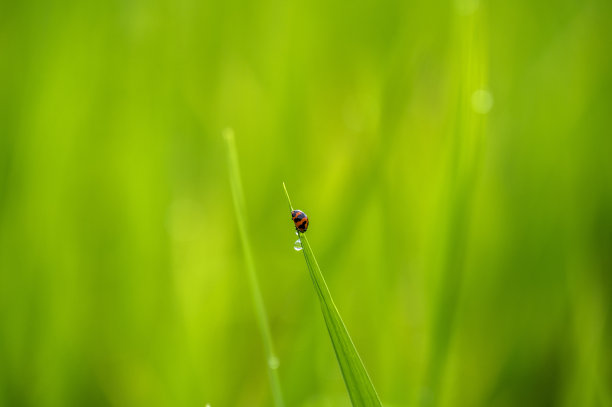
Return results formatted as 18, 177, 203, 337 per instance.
224, 129, 284, 407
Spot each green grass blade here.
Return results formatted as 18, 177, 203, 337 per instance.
283, 184, 383, 407
225, 129, 285, 407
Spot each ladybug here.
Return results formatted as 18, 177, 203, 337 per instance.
291, 210, 309, 233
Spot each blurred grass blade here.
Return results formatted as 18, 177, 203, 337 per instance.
283, 183, 383, 407
225, 129, 285, 407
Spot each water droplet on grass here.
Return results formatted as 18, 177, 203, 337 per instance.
471, 89, 494, 114
294, 239, 303, 251
268, 356, 280, 369
455, 0, 479, 15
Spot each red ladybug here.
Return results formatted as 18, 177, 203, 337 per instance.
291, 210, 309, 233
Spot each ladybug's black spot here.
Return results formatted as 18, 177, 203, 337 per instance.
295, 218, 308, 232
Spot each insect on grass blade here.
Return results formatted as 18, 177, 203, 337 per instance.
283, 183, 383, 407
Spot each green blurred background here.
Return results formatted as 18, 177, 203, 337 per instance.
1, 0, 611, 406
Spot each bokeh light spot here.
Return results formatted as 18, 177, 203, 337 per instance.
471, 89, 494, 114
454, 0, 479, 15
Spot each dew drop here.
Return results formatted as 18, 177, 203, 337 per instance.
268, 356, 280, 369
454, 0, 479, 15
294, 239, 303, 251
471, 89, 494, 114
